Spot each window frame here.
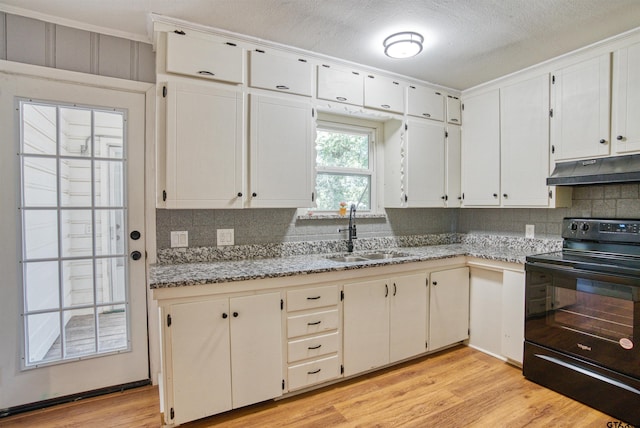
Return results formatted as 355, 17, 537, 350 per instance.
314, 118, 378, 213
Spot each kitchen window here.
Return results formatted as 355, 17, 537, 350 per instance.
315, 120, 376, 212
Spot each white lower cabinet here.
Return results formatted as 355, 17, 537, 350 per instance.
163, 292, 282, 426
343, 273, 427, 376
428, 267, 470, 351
501, 271, 525, 363
285, 285, 342, 391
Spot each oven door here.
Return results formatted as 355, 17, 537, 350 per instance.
525, 261, 640, 379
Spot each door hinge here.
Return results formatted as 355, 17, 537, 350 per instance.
340, 365, 344, 375
549, 108, 553, 118
311, 192, 315, 202
280, 299, 284, 310
312, 108, 315, 118
549, 190, 553, 199
405, 123, 408, 131
551, 145, 555, 154
445, 130, 449, 138
282, 379, 285, 390
468, 328, 470, 335
340, 290, 344, 301
426, 341, 428, 349
170, 407, 175, 420
462, 193, 465, 200
461, 103, 464, 111
162, 86, 167, 98
167, 314, 172, 327
552, 75, 556, 84
162, 190, 167, 201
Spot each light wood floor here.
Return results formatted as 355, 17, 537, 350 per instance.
0, 346, 624, 428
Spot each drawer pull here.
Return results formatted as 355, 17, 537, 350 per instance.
308, 344, 322, 350
276, 85, 290, 90
336, 96, 347, 102
306, 296, 321, 300
307, 320, 321, 326
307, 368, 322, 375
198, 70, 215, 76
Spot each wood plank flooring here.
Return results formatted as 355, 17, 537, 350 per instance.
0, 346, 628, 428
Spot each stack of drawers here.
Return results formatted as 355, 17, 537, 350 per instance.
286, 284, 342, 391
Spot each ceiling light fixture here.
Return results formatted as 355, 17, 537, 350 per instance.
383, 31, 424, 59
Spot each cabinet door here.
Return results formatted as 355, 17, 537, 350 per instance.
406, 119, 446, 207
230, 292, 283, 408
446, 96, 462, 125
317, 65, 364, 105
500, 74, 551, 206
169, 299, 231, 425
250, 51, 312, 97
501, 271, 525, 364
364, 74, 404, 113
551, 54, 611, 160
468, 268, 503, 356
165, 32, 244, 84
445, 125, 462, 207
165, 81, 244, 208
389, 273, 428, 363
407, 85, 444, 121
429, 267, 470, 351
343, 279, 390, 376
613, 42, 640, 154
249, 94, 313, 207
461, 90, 501, 206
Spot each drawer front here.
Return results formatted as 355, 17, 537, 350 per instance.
287, 285, 339, 312
287, 309, 339, 338
249, 51, 312, 96
288, 331, 339, 363
288, 355, 341, 391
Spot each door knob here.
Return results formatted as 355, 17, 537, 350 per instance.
130, 230, 141, 240
130, 251, 142, 260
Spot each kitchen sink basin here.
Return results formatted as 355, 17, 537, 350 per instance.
362, 252, 410, 260
326, 255, 369, 263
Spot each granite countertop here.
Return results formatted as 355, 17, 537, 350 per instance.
149, 241, 552, 289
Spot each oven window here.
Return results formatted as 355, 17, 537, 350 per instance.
550, 280, 634, 344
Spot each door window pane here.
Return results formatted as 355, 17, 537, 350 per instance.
95, 210, 124, 256
96, 257, 126, 304
61, 209, 93, 258
62, 259, 94, 308
22, 103, 57, 155
59, 107, 91, 157
24, 262, 59, 312
98, 304, 127, 352
60, 158, 92, 207
94, 160, 124, 207
22, 157, 57, 207
94, 111, 124, 159
63, 308, 96, 358
23, 210, 58, 260
26, 312, 60, 364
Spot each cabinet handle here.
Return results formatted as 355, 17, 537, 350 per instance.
237, 192, 243, 197
198, 70, 215, 76
422, 113, 431, 118
222, 313, 228, 319
385, 284, 389, 297
432, 281, 438, 286
393, 283, 397, 296
307, 320, 321, 326
336, 96, 347, 102
233, 312, 239, 318
599, 139, 607, 144
381, 104, 391, 109
276, 85, 290, 90
307, 368, 321, 374
308, 344, 322, 350
450, 118, 459, 122
306, 296, 321, 300
617, 135, 624, 141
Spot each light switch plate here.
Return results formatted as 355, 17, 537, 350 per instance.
170, 231, 188, 248
217, 229, 234, 246
525, 224, 535, 239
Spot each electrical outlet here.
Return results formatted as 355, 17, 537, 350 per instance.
170, 231, 188, 248
525, 224, 535, 239
217, 229, 234, 246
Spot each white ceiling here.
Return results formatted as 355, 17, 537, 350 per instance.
3, 0, 640, 89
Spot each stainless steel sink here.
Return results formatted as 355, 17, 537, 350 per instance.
362, 252, 410, 260
326, 255, 368, 263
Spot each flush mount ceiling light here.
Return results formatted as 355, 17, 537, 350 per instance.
383, 31, 424, 59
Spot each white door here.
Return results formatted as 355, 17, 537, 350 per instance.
0, 72, 148, 409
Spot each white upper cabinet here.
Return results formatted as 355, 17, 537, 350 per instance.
551, 53, 611, 161
613, 41, 640, 154
445, 125, 462, 207
364, 73, 405, 113
446, 96, 462, 125
165, 31, 244, 84
500, 74, 552, 206
405, 119, 447, 207
165, 81, 244, 209
461, 89, 501, 206
249, 94, 314, 208
249, 50, 313, 97
317, 64, 364, 106
407, 85, 444, 121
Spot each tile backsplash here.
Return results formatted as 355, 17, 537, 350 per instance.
155, 183, 640, 249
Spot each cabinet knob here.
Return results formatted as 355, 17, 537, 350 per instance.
237, 192, 243, 197
617, 135, 624, 141
222, 313, 228, 319
252, 192, 257, 197
493, 193, 498, 198
503, 193, 508, 198
599, 139, 607, 144
233, 312, 239, 318
432, 281, 438, 286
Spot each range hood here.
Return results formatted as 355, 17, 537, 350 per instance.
547, 153, 640, 186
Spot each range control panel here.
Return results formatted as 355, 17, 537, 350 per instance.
563, 218, 640, 243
